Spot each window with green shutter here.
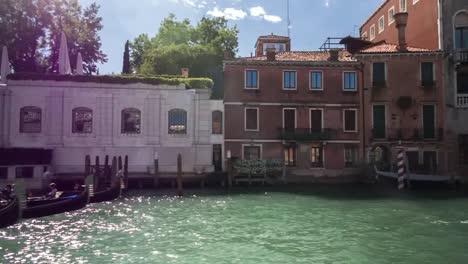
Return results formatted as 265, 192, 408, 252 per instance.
372, 62, 386, 87
421, 62, 434, 88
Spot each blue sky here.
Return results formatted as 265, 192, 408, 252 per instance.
79, 0, 384, 74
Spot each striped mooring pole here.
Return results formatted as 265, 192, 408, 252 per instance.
397, 148, 405, 190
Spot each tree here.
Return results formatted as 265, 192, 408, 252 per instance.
131, 14, 238, 98
122, 40, 131, 74
0, 0, 106, 74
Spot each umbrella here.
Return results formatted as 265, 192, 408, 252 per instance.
58, 32, 71, 75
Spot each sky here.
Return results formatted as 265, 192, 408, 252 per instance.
79, 0, 385, 74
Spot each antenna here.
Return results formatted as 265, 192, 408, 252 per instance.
287, 0, 291, 37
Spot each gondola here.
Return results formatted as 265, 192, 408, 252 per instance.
0, 197, 19, 228
22, 190, 88, 219
90, 180, 121, 203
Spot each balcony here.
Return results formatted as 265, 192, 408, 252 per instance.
421, 80, 436, 90
372, 81, 387, 89
371, 128, 443, 141
278, 128, 332, 141
457, 94, 468, 108
455, 49, 468, 63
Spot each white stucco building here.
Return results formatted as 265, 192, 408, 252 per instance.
0, 78, 224, 185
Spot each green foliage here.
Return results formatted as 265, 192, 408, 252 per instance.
130, 14, 238, 99
7, 72, 213, 89
122, 40, 131, 74
0, 0, 106, 74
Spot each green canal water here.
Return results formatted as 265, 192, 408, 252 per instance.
1, 186, 468, 264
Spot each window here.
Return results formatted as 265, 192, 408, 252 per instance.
310, 71, 323, 90
344, 145, 359, 167
361, 32, 368, 40
372, 62, 386, 87
212, 111, 223, 134
455, 27, 468, 49
310, 109, 323, 132
15, 167, 34, 179
263, 43, 286, 54
310, 144, 323, 168
245, 108, 259, 131
400, 0, 406, 12
343, 72, 357, 91
457, 71, 468, 94
284, 144, 296, 167
245, 70, 258, 89
422, 105, 436, 139
460, 135, 468, 165
121, 108, 141, 134
20, 106, 42, 133
370, 25, 375, 41
388, 6, 395, 25
168, 109, 187, 134
283, 71, 296, 90
423, 151, 437, 172
378, 16, 385, 33
0, 167, 7, 179
72, 107, 93, 133
243, 145, 261, 160
343, 109, 357, 132
421, 62, 434, 87
283, 108, 296, 132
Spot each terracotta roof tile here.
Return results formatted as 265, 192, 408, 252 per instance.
257, 35, 290, 39
359, 42, 431, 53
236, 50, 355, 62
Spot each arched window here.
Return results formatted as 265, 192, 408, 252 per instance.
121, 108, 141, 134
455, 11, 468, 49
20, 106, 42, 133
72, 107, 93, 133
212, 110, 223, 134
168, 109, 187, 134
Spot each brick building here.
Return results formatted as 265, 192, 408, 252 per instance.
359, 0, 440, 50
224, 35, 363, 181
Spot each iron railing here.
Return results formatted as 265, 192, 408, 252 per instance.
278, 128, 332, 141
371, 128, 443, 141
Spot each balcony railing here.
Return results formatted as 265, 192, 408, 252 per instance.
372, 80, 387, 88
371, 128, 443, 141
421, 80, 436, 90
278, 128, 332, 141
455, 49, 468, 63
457, 94, 468, 108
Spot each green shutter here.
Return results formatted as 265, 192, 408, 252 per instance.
421, 62, 433, 83
423, 105, 435, 139
373, 105, 386, 139
373, 63, 385, 83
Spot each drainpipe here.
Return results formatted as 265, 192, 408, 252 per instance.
359, 62, 366, 162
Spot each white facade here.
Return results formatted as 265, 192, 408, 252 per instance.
0, 79, 224, 181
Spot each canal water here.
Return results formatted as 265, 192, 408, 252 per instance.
1, 185, 468, 264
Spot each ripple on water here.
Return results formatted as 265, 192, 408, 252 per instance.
1, 190, 468, 264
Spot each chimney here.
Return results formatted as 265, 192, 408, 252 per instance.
328, 49, 339, 61
266, 48, 276, 61
394, 12, 408, 52
224, 50, 232, 60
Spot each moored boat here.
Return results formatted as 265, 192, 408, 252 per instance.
0, 197, 19, 228
22, 190, 88, 219
90, 180, 121, 203
374, 166, 460, 189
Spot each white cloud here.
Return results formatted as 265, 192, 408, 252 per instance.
249, 6, 266, 17
264, 14, 282, 23
325, 0, 331, 7
207, 7, 247, 20
168, 0, 203, 8
249, 6, 282, 23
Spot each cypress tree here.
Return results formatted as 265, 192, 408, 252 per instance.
122, 40, 131, 74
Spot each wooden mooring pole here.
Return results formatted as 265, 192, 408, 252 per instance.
154, 152, 159, 188
177, 154, 183, 197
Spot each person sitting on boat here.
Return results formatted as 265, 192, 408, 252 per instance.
1, 185, 14, 200
46, 183, 58, 199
